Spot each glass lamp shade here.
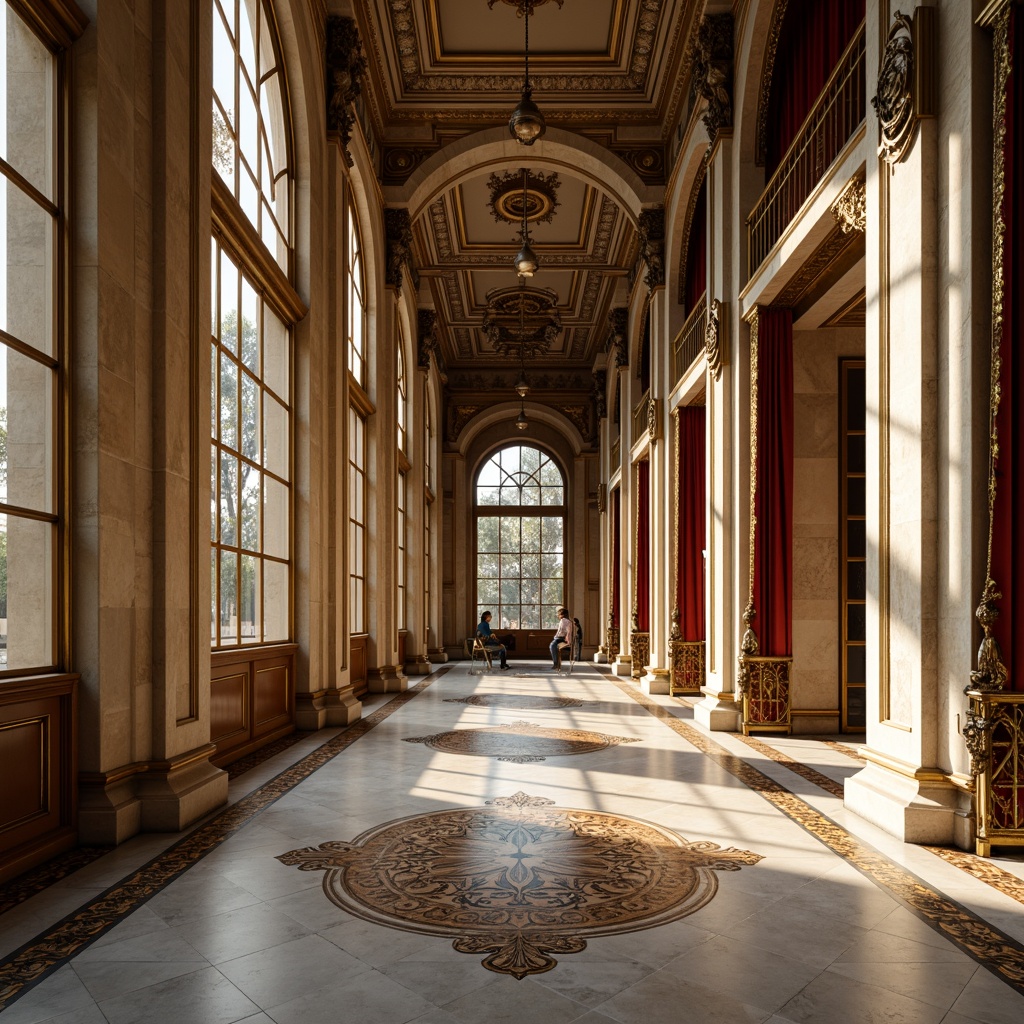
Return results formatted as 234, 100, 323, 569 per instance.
509, 89, 545, 145
515, 372, 529, 398
513, 240, 540, 277
515, 407, 529, 430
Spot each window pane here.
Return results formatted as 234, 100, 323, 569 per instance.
0, 344, 53, 512
240, 552, 259, 643
264, 557, 288, 641
219, 252, 239, 354
263, 394, 288, 478
1, 516, 53, 669
219, 452, 238, 544
240, 371, 258, 461
264, 475, 288, 559
219, 549, 238, 642
2, 181, 54, 356
240, 466, 260, 553
263, 305, 289, 397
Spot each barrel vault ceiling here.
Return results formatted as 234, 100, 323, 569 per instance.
345, 0, 703, 434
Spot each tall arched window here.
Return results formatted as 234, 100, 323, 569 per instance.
211, 0, 294, 649
396, 338, 407, 454
475, 445, 565, 630
396, 333, 408, 632
346, 205, 366, 387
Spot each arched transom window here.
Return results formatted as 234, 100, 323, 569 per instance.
475, 445, 565, 630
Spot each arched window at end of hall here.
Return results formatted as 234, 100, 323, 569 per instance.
0, 1, 80, 676
210, 0, 296, 649
475, 445, 566, 631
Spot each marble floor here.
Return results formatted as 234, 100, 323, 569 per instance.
2, 661, 1024, 1024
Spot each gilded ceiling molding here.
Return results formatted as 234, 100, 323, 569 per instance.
771, 224, 857, 309
385, 208, 414, 291
831, 173, 867, 235
872, 8, 936, 166
693, 13, 734, 143
446, 404, 481, 443
487, 170, 561, 225
676, 164, 708, 306
638, 207, 666, 289
705, 298, 724, 382
608, 307, 629, 367
446, 370, 587, 391
487, 0, 564, 14
615, 146, 668, 185
482, 287, 562, 358
326, 16, 367, 167
417, 309, 438, 368
754, 0, 791, 167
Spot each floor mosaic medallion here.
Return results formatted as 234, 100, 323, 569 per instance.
277, 792, 762, 978
444, 694, 586, 710
403, 720, 639, 762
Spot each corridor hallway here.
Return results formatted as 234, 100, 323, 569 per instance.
2, 662, 1024, 1024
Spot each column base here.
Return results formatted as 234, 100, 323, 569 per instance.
296, 687, 363, 728
693, 690, 741, 732
136, 747, 228, 832
844, 751, 961, 845
404, 657, 432, 675
640, 667, 671, 695
370, 665, 408, 693
594, 646, 609, 664
78, 774, 143, 846
428, 648, 449, 664
611, 656, 632, 677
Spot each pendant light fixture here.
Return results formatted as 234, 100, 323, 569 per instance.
509, 1, 546, 145
512, 167, 540, 277
514, 275, 529, 429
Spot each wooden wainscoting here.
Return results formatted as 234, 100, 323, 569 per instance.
0, 675, 78, 884
397, 630, 407, 667
350, 634, 369, 696
211, 645, 297, 766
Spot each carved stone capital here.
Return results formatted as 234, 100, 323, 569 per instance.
385, 209, 414, 291
608, 307, 629, 367
326, 16, 367, 167
417, 309, 438, 369
831, 173, 867, 235
693, 13, 734, 142
638, 207, 665, 289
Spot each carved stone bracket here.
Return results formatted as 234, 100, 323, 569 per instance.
647, 396, 661, 445
693, 13, 734, 142
418, 309, 438, 369
963, 707, 993, 777
385, 209, 414, 292
637, 207, 665, 289
326, 16, 366, 167
705, 298, 724, 381
831, 173, 867, 235
608, 307, 629, 367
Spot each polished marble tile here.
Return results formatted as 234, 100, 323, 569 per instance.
439, 975, 586, 1024
947, 967, 1024, 1024
96, 966, 259, 1024
72, 956, 208, 1004
776, 968, 948, 1023
380, 957, 499, 1005
0, 966, 96, 1024
169, 900, 313, 964
827, 959, 980, 1012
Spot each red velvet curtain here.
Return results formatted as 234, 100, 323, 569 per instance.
676, 408, 706, 640
752, 308, 794, 657
765, 0, 865, 172
684, 177, 707, 314
636, 460, 650, 632
992, 6, 1023, 690
612, 488, 621, 629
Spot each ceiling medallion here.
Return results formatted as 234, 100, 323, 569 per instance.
277, 791, 762, 979
487, 0, 564, 12
487, 169, 561, 225
482, 286, 562, 358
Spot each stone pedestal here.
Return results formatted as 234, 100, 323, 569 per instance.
370, 665, 409, 693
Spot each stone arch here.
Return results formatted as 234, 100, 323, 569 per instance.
735, 0, 788, 168
455, 401, 585, 460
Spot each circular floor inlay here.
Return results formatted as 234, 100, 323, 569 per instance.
278, 792, 762, 978
403, 721, 639, 762
444, 694, 586, 710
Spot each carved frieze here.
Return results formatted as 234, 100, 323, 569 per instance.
637, 207, 666, 289
693, 13, 733, 142
831, 173, 867, 235
385, 209, 414, 291
705, 298, 724, 381
325, 16, 366, 167
446, 404, 481, 443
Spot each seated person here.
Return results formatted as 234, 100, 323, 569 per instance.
572, 617, 583, 662
476, 611, 509, 670
549, 607, 573, 669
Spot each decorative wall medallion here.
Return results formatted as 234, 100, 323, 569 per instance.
705, 297, 724, 381
487, 170, 561, 225
403, 721, 640, 762
277, 792, 762, 979
444, 694, 586, 710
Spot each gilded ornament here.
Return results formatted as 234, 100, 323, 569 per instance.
325, 16, 366, 167
705, 298, 724, 381
872, 11, 933, 165
647, 396, 660, 444
963, 709, 993, 777
384, 208, 413, 291
487, 169, 561, 224
754, 0, 791, 166
638, 207, 666, 289
608, 307, 629, 367
481, 286, 562, 358
692, 13, 733, 142
417, 308, 438, 368
831, 173, 867, 235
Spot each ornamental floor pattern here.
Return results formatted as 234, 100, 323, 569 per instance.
2, 660, 1024, 1023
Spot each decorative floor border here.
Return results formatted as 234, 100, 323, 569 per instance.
611, 675, 1024, 994
0, 669, 450, 1011
0, 847, 113, 918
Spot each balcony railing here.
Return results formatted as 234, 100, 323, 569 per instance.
673, 295, 707, 385
747, 22, 866, 277
610, 435, 620, 467
632, 389, 652, 444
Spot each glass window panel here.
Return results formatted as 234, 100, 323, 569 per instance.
0, 345, 53, 512
847, 434, 865, 474
239, 553, 260, 642
260, 69, 283, 178
219, 452, 238, 545
240, 372, 258, 461
500, 517, 520, 549
846, 644, 866, 684
521, 606, 540, 629
520, 517, 540, 548
478, 553, 499, 578
521, 578, 539, 605
210, 343, 218, 436
219, 252, 239, 353
500, 554, 521, 578
501, 580, 520, 606
847, 561, 866, 600
210, 549, 219, 641
264, 558, 289, 641
477, 461, 500, 488
219, 352, 238, 449
2, 182, 54, 356
847, 476, 866, 517
478, 578, 499, 604
521, 447, 540, 473
540, 461, 561, 487
240, 280, 259, 371
238, 161, 259, 227
541, 487, 563, 506
238, 0, 257, 82
263, 395, 288, 478
847, 519, 866, 559
521, 553, 540, 578
263, 305, 288, 398
240, 466, 260, 552
477, 519, 500, 553
210, 443, 218, 540
847, 368, 866, 430
477, 486, 500, 506
1, 516, 54, 669
847, 604, 866, 643
219, 549, 238, 642
264, 475, 288, 559
541, 518, 563, 552
541, 554, 562, 578
542, 579, 562, 605
521, 486, 540, 506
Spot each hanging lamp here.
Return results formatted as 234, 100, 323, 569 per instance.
512, 167, 540, 277
509, 1, 545, 145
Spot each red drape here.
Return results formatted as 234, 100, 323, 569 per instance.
765, 0, 865, 172
636, 460, 650, 632
612, 488, 621, 629
684, 177, 707, 314
752, 308, 794, 657
992, 6, 1024, 690
676, 408, 706, 639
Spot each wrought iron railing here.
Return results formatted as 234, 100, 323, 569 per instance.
738, 655, 792, 734
747, 23, 866, 277
630, 631, 650, 679
965, 689, 1024, 857
670, 639, 705, 695
673, 295, 707, 385
632, 390, 652, 444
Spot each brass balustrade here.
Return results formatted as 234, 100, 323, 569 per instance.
747, 23, 866, 278
672, 295, 707, 386
670, 639, 705, 696
630, 631, 650, 679
966, 689, 1024, 857
632, 390, 651, 445
610, 435, 620, 466
738, 655, 792, 734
